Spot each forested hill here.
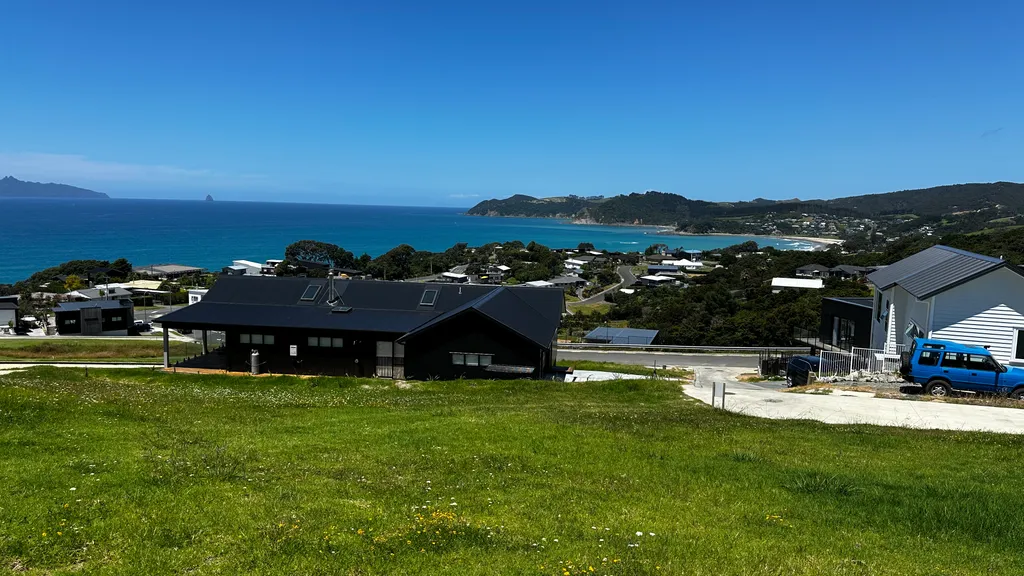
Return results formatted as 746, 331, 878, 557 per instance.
465, 182, 1024, 227
0, 176, 109, 199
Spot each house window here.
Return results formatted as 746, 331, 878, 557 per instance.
875, 291, 883, 321
251, 334, 264, 345
241, 334, 273, 345
452, 353, 493, 366
265, 335, 275, 345
332, 338, 344, 348
240, 333, 250, 344
1014, 329, 1024, 362
66, 318, 77, 325
308, 336, 319, 347
320, 336, 332, 347
110, 316, 122, 322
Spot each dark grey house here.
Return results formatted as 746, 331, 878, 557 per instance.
155, 276, 564, 380
795, 263, 831, 278
54, 299, 135, 335
818, 297, 873, 350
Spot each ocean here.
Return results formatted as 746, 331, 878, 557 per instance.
0, 198, 816, 283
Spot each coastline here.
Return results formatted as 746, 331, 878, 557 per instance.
667, 230, 843, 249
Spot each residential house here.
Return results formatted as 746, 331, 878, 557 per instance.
155, 276, 564, 380
0, 302, 18, 329
639, 275, 676, 287
134, 264, 205, 279
867, 245, 1024, 364
817, 297, 873, 350
188, 289, 209, 305
54, 299, 135, 336
829, 265, 874, 280
548, 276, 588, 290
440, 272, 470, 283
795, 264, 831, 278
69, 286, 135, 301
646, 264, 680, 275
771, 278, 824, 293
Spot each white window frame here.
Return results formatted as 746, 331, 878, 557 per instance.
1012, 327, 1024, 362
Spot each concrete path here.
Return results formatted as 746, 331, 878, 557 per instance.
565, 369, 647, 382
566, 265, 636, 312
685, 367, 1024, 434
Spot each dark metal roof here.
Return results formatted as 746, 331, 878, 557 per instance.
829, 265, 873, 274
796, 264, 831, 272
867, 245, 1015, 299
584, 327, 660, 345
398, 286, 564, 348
54, 300, 132, 311
0, 302, 17, 310
157, 277, 564, 344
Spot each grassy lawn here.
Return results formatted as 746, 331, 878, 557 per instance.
2, 369, 1024, 574
0, 339, 193, 363
571, 302, 612, 316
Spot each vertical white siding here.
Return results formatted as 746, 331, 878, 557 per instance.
930, 267, 1024, 363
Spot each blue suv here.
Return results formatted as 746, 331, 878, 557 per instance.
900, 338, 1024, 398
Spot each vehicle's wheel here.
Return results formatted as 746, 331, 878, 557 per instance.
926, 380, 952, 397
1009, 388, 1024, 400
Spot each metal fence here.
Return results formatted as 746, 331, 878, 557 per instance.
814, 345, 905, 379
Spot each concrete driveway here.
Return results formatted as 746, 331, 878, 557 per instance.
686, 367, 1024, 434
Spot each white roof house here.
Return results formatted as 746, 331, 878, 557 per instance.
867, 245, 1024, 365
639, 275, 676, 286
663, 259, 702, 270
231, 260, 263, 276
525, 280, 555, 288
495, 264, 512, 272
565, 259, 587, 266
770, 277, 824, 292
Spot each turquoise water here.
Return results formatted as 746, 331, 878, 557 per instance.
0, 198, 815, 283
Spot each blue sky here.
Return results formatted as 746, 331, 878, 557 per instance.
1, 1, 1021, 206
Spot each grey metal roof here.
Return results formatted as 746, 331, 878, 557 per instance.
584, 327, 660, 345
867, 245, 1014, 299
0, 302, 17, 310
796, 264, 831, 272
55, 300, 132, 311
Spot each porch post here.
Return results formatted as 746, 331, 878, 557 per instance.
162, 326, 170, 368
202, 330, 209, 355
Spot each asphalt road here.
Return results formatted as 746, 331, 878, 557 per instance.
568, 265, 637, 310
557, 349, 759, 368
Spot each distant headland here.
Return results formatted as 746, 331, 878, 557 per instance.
0, 176, 108, 199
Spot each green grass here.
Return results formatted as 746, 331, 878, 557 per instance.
3, 368, 1024, 574
570, 302, 612, 316
0, 338, 194, 363
562, 360, 692, 379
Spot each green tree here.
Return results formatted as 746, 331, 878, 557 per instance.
577, 242, 595, 252
284, 240, 356, 269
64, 274, 84, 292
110, 258, 133, 280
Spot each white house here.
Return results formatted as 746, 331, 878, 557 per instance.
188, 289, 209, 305
663, 259, 702, 270
868, 245, 1024, 364
770, 277, 823, 293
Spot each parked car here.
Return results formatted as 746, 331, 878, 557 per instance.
786, 355, 821, 387
900, 338, 1024, 398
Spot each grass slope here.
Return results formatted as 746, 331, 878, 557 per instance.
1, 368, 1023, 574
0, 339, 192, 363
